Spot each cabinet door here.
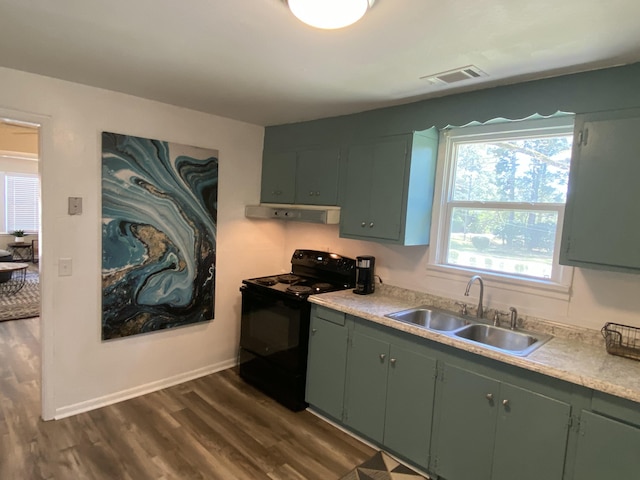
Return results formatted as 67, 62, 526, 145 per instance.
367, 137, 407, 241
306, 316, 348, 420
492, 383, 570, 480
295, 147, 339, 205
384, 344, 437, 469
260, 151, 296, 203
345, 331, 389, 443
341, 137, 408, 241
573, 410, 640, 479
432, 364, 498, 480
341, 143, 374, 237
561, 109, 640, 271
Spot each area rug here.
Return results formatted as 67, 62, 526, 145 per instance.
340, 451, 430, 480
0, 266, 39, 322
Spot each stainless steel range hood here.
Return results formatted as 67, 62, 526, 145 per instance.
244, 203, 340, 224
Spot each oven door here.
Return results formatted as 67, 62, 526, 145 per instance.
240, 285, 311, 374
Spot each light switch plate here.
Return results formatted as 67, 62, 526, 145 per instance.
59, 258, 72, 276
68, 197, 82, 215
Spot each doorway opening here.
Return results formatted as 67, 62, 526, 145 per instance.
0, 116, 42, 419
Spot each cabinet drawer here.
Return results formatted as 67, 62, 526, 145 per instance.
591, 390, 640, 427
312, 305, 346, 326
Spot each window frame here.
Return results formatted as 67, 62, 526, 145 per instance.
427, 116, 575, 296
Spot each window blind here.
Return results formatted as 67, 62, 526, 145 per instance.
5, 174, 40, 232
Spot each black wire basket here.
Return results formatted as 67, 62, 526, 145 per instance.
602, 322, 640, 361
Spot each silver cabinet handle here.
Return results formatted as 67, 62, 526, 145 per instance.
486, 393, 494, 401
369, 222, 374, 228
379, 353, 386, 361
502, 399, 509, 406
311, 328, 317, 334
309, 191, 314, 196
315, 191, 320, 196
390, 358, 397, 365
361, 222, 366, 227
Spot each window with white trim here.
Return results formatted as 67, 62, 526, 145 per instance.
3, 173, 40, 233
429, 117, 574, 290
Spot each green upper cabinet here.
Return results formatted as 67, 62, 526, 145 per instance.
261, 150, 297, 203
260, 147, 339, 205
560, 108, 640, 272
340, 130, 439, 245
295, 147, 340, 205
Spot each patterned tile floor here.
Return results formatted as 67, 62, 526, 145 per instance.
340, 451, 430, 480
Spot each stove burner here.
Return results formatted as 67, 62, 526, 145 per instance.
278, 274, 301, 284
287, 285, 313, 295
312, 282, 333, 293
256, 277, 278, 286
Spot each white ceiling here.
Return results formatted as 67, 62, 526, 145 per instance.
1, 0, 639, 126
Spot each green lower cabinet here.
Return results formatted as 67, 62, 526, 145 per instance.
432, 364, 571, 480
305, 307, 640, 480
345, 329, 436, 469
383, 344, 437, 469
432, 364, 498, 479
305, 313, 348, 420
491, 383, 571, 480
573, 410, 640, 479
344, 331, 389, 442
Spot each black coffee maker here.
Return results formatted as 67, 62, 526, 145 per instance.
353, 256, 375, 295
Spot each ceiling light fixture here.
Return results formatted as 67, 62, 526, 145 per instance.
286, 0, 376, 30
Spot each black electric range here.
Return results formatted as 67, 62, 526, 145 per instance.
239, 249, 356, 410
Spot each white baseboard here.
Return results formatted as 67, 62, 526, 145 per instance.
54, 358, 237, 419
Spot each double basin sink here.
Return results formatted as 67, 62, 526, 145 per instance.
385, 306, 552, 357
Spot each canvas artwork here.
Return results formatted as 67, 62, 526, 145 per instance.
101, 132, 218, 340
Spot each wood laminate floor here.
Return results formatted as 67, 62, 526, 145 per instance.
0, 317, 375, 479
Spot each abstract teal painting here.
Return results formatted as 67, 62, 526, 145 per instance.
101, 132, 218, 340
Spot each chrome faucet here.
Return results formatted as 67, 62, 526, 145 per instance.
464, 275, 484, 320
509, 306, 518, 330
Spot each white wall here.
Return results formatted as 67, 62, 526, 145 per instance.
283, 222, 640, 331
0, 66, 287, 419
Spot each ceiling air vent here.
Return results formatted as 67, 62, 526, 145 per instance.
420, 65, 487, 86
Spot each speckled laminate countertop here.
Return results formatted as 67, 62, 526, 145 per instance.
309, 284, 640, 404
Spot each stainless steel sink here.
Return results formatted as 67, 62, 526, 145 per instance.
454, 324, 552, 356
385, 305, 553, 356
385, 306, 470, 331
